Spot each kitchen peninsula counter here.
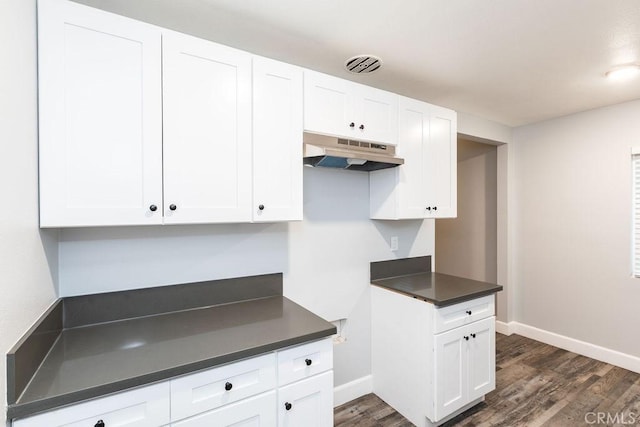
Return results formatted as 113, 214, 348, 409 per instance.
370, 256, 503, 306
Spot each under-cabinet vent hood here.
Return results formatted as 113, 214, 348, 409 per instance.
303, 133, 404, 172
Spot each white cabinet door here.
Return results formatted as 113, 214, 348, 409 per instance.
433, 326, 468, 421
277, 371, 333, 427
252, 57, 303, 222
398, 97, 431, 219
38, 0, 163, 227
370, 96, 457, 220
467, 317, 496, 401
13, 383, 170, 427
162, 31, 252, 224
428, 105, 457, 218
303, 71, 397, 144
303, 71, 354, 139
171, 391, 276, 427
434, 317, 496, 421
355, 85, 398, 145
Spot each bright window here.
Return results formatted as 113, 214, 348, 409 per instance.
632, 148, 640, 277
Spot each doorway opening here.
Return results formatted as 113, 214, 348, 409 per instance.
435, 137, 498, 284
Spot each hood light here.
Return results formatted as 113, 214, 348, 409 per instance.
606, 64, 640, 81
347, 158, 367, 166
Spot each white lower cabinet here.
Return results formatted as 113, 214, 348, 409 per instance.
12, 383, 170, 427
171, 391, 276, 427
371, 285, 496, 427
277, 371, 333, 427
433, 317, 495, 421
11, 339, 333, 427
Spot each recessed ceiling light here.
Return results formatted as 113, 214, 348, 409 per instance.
605, 64, 640, 81
345, 55, 382, 74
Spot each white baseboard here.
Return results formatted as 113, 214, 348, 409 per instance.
495, 320, 514, 335
333, 375, 373, 407
509, 321, 640, 374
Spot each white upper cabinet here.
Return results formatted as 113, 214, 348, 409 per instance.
162, 31, 252, 224
370, 96, 457, 219
303, 71, 397, 145
428, 104, 457, 218
252, 57, 303, 222
38, 0, 163, 227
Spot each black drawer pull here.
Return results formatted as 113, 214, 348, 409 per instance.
285, 402, 292, 411
466, 310, 472, 315
305, 358, 312, 366
225, 382, 233, 391
95, 421, 105, 427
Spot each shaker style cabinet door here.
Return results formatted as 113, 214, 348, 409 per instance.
433, 316, 495, 421
467, 317, 496, 402
277, 371, 333, 427
303, 70, 397, 145
427, 105, 457, 218
354, 84, 398, 145
370, 96, 456, 220
433, 325, 468, 421
38, 0, 163, 227
303, 71, 354, 139
397, 97, 432, 218
252, 57, 303, 222
162, 31, 252, 224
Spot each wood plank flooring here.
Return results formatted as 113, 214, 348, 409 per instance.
334, 333, 640, 426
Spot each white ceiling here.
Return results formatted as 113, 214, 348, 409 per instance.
75, 0, 640, 127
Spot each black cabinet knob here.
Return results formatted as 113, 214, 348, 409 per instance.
305, 358, 312, 366
225, 382, 233, 391
258, 204, 265, 211
95, 421, 105, 427
169, 204, 177, 211
426, 207, 431, 211
285, 402, 292, 411
466, 310, 472, 315
464, 336, 469, 341
433, 206, 438, 211
359, 124, 365, 130
471, 333, 476, 338
349, 122, 355, 128
149, 204, 157, 212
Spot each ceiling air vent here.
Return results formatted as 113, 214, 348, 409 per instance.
344, 55, 382, 74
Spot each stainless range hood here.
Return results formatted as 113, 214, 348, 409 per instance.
303, 132, 404, 172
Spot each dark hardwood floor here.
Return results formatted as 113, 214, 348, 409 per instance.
334, 333, 640, 426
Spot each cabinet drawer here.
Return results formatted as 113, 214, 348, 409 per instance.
433, 295, 494, 334
171, 353, 276, 422
13, 382, 170, 427
277, 338, 333, 386
171, 390, 276, 427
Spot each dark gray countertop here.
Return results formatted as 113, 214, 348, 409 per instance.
7, 276, 336, 420
371, 272, 503, 306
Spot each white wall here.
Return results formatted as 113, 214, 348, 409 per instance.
59, 166, 434, 388
0, 1, 59, 424
435, 139, 497, 284
458, 111, 512, 145
512, 99, 640, 358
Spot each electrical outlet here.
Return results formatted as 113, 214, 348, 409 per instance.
390, 236, 399, 251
